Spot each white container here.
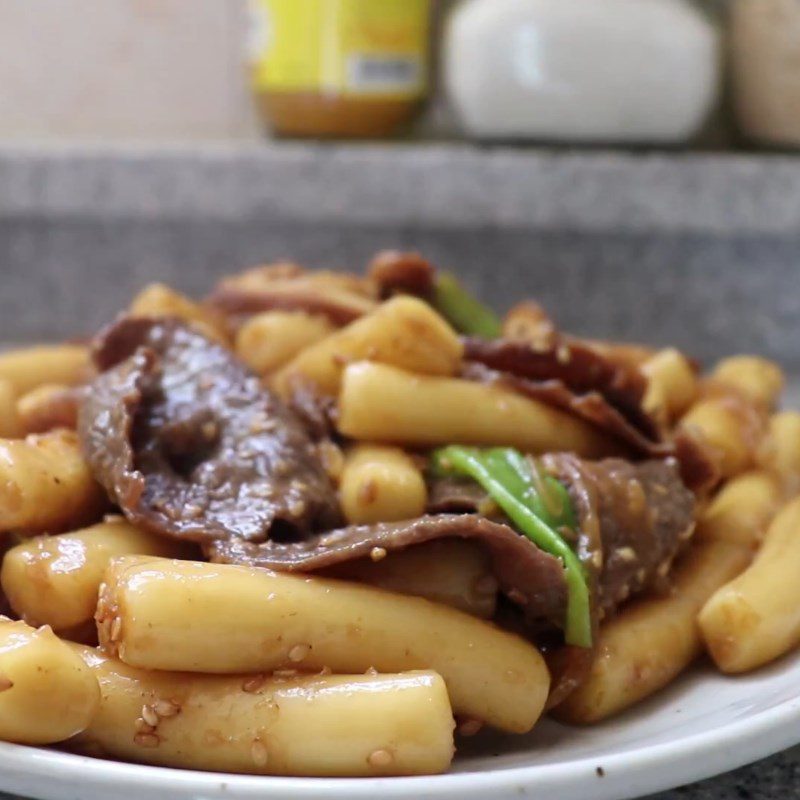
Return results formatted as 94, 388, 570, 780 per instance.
443, 0, 720, 143
730, 0, 800, 147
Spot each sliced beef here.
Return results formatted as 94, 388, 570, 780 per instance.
467, 309, 717, 494
462, 357, 718, 494
207, 266, 377, 326
501, 301, 560, 348
207, 514, 568, 624
427, 477, 491, 514
672, 427, 721, 495
463, 336, 658, 442
286, 382, 338, 440
464, 362, 659, 458
79, 317, 341, 544
208, 286, 373, 326
543, 456, 695, 707
367, 251, 436, 299
209, 455, 694, 633
425, 456, 695, 621
543, 454, 696, 617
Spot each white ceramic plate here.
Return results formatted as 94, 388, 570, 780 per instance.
2, 651, 800, 800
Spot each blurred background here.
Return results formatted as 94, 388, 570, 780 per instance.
1, 0, 799, 374
0, 0, 797, 148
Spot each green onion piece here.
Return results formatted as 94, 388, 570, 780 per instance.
433, 273, 503, 339
432, 445, 592, 648
477, 448, 577, 540
499, 450, 577, 532
529, 458, 577, 531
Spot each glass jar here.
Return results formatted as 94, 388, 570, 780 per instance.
730, 0, 800, 147
443, 0, 720, 143
248, 0, 431, 139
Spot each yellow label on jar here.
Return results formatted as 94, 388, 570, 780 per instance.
249, 0, 430, 98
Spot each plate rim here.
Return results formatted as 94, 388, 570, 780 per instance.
2, 682, 800, 800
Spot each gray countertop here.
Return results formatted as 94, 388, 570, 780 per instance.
1, 143, 800, 799
4, 143, 800, 374
2, 142, 800, 237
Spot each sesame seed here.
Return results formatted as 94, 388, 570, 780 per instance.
318, 666, 332, 676
249, 484, 273, 500
288, 500, 306, 517
154, 699, 180, 718
249, 418, 268, 434
556, 345, 571, 364
201, 421, 218, 441
288, 644, 310, 663
251, 739, 269, 768
591, 551, 604, 569
657, 560, 671, 578
680, 523, 696, 541
242, 675, 266, 693
616, 547, 637, 563
318, 441, 344, 481
0, 673, 13, 692
370, 547, 387, 562
365, 666, 378, 676
458, 719, 483, 737
103, 513, 125, 524
133, 733, 160, 748
273, 669, 298, 679
134, 717, 154, 734
368, 749, 393, 768
141, 704, 159, 728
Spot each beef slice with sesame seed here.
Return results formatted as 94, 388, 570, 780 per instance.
462, 337, 717, 493
463, 335, 658, 444
206, 514, 568, 626
78, 317, 341, 543
425, 456, 696, 623
207, 454, 694, 631
542, 454, 696, 619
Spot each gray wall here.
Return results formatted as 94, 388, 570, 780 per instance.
1, 146, 798, 372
